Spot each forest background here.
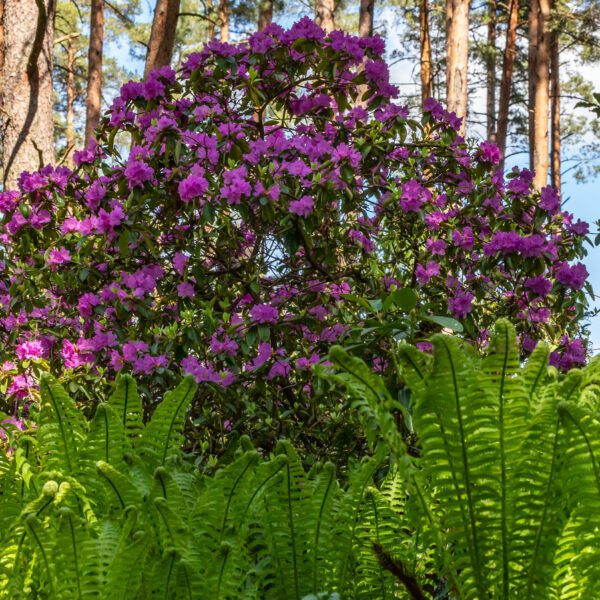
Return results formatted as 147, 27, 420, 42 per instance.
1, 0, 600, 344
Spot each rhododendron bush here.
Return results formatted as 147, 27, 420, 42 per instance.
0, 19, 592, 453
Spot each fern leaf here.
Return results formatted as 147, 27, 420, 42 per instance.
139, 376, 197, 466
38, 375, 87, 474
108, 374, 144, 440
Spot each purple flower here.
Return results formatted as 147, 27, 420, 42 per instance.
524, 275, 553, 297
173, 252, 189, 276
448, 290, 474, 319
247, 342, 272, 371
15, 339, 46, 361
478, 141, 501, 165
250, 303, 279, 324
539, 186, 560, 214
268, 360, 291, 380
124, 159, 153, 188
400, 180, 432, 213
48, 248, 71, 268
555, 262, 588, 291
177, 281, 195, 298
178, 173, 208, 202
416, 261, 440, 285
289, 195, 314, 217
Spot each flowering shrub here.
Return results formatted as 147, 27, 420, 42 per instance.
0, 19, 592, 450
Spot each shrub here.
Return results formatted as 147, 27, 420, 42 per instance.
0, 20, 591, 452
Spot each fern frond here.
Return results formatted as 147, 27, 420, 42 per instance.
108, 374, 144, 440
38, 375, 87, 474
139, 376, 197, 466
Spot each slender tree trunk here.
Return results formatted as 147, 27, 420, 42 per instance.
258, 0, 272, 31
85, 0, 104, 146
315, 0, 335, 32
218, 0, 229, 42
529, 0, 550, 189
1, 0, 55, 188
358, 0, 374, 37
66, 36, 75, 164
207, 0, 216, 40
486, 0, 497, 140
144, 0, 180, 79
550, 22, 560, 192
420, 0, 432, 107
496, 0, 518, 165
445, 0, 470, 135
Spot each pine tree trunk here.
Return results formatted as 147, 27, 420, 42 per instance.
496, 0, 518, 165
66, 36, 75, 164
258, 0, 272, 31
144, 0, 181, 79
85, 0, 104, 146
1, 0, 55, 188
486, 0, 497, 141
529, 0, 550, 189
315, 0, 335, 32
420, 0, 432, 107
358, 0, 374, 37
207, 0, 216, 40
445, 0, 470, 135
218, 0, 229, 42
550, 23, 560, 192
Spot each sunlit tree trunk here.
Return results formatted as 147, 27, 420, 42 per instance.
445, 0, 470, 135
496, 0, 518, 165
420, 0, 432, 107
486, 0, 497, 141
315, 0, 335, 32
66, 36, 75, 163
218, 0, 229, 42
1, 0, 55, 188
358, 0, 374, 37
258, 0, 273, 31
550, 22, 560, 192
144, 0, 180, 79
85, 0, 104, 145
529, 0, 550, 189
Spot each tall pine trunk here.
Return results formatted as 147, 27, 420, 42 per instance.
445, 0, 470, 135
1, 0, 55, 188
550, 23, 560, 192
315, 0, 335, 32
258, 0, 273, 31
486, 0, 497, 140
66, 36, 75, 164
358, 0, 374, 37
85, 0, 104, 145
528, 0, 550, 189
144, 0, 181, 79
420, 0, 432, 107
218, 0, 229, 42
496, 0, 518, 165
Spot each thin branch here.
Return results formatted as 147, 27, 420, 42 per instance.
372, 543, 428, 600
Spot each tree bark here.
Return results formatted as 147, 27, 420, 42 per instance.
207, 0, 216, 40
445, 0, 470, 135
144, 0, 180, 79
528, 0, 550, 189
315, 0, 335, 33
258, 0, 273, 31
420, 0, 432, 107
486, 0, 497, 140
1, 0, 56, 188
496, 0, 518, 165
550, 22, 560, 192
218, 0, 229, 42
358, 0, 374, 37
66, 36, 75, 165
85, 0, 104, 146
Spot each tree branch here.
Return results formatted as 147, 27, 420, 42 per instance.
372, 543, 428, 600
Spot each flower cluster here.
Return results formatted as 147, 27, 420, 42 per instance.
0, 19, 592, 442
